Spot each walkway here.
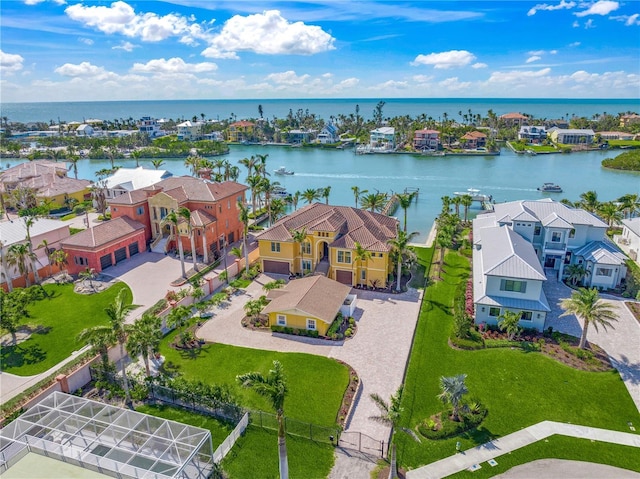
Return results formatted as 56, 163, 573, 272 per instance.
542, 270, 640, 412
406, 420, 640, 479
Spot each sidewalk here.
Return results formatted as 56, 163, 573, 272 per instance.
406, 421, 640, 479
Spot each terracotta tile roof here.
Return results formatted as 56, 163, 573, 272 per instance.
500, 112, 528, 119
462, 131, 487, 139
230, 121, 255, 127
256, 203, 398, 253
261, 275, 351, 324
190, 209, 216, 227
0, 160, 90, 198
107, 189, 149, 205
61, 216, 144, 249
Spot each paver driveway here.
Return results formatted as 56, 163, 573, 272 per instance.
197, 274, 423, 442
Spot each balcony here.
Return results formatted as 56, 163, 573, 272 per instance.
544, 242, 566, 251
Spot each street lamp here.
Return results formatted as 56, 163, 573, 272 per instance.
220, 233, 228, 285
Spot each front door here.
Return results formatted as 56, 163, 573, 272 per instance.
544, 256, 556, 268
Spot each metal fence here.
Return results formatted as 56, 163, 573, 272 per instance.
249, 410, 340, 445
338, 430, 386, 458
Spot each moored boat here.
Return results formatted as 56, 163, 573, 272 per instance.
453, 188, 492, 202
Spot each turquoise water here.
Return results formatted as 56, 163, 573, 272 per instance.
6, 145, 637, 242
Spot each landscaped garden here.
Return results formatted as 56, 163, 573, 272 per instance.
395, 247, 640, 472
0, 281, 133, 376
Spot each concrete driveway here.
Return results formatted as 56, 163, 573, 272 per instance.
196, 274, 423, 442
543, 272, 640, 412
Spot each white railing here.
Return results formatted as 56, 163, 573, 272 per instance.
213, 412, 249, 463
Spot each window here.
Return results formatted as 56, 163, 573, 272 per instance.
136, 206, 144, 215
489, 307, 500, 317
225, 219, 229, 228
551, 232, 562, 242
74, 256, 88, 266
271, 242, 280, 253
237, 195, 243, 204
337, 250, 352, 263
228, 200, 231, 209
306, 319, 317, 330
302, 241, 311, 255
569, 229, 575, 238
219, 205, 222, 213
534, 226, 541, 235
500, 279, 527, 293
361, 270, 366, 281
112, 207, 118, 212
277, 314, 286, 326
520, 311, 533, 321
596, 268, 612, 277
302, 259, 312, 272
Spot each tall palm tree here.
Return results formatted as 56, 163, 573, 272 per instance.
321, 186, 331, 205
238, 200, 251, 275
23, 216, 40, 285
104, 289, 136, 405
461, 194, 473, 223
130, 150, 141, 167
301, 188, 321, 205
617, 193, 640, 219
0, 240, 13, 292
559, 287, 617, 349
255, 153, 269, 179
162, 211, 186, 278
397, 192, 416, 232
291, 228, 307, 275
579, 190, 600, 213
239, 155, 257, 180
451, 196, 462, 219
351, 186, 368, 208
7, 243, 34, 287
247, 175, 263, 215
178, 207, 198, 272
369, 386, 405, 479
387, 230, 418, 291
68, 155, 80, 179
440, 195, 452, 215
77, 325, 114, 372
184, 155, 202, 177
237, 361, 289, 479
126, 313, 162, 377
291, 191, 301, 211
353, 242, 372, 287
438, 374, 468, 422
360, 192, 387, 213
597, 201, 623, 227
269, 198, 287, 224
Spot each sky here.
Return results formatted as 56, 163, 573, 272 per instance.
1, 0, 639, 102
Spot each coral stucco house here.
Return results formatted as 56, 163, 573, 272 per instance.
256, 203, 398, 287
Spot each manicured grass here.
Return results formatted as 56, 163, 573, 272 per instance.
137, 404, 334, 479
448, 435, 640, 478
409, 246, 433, 289
0, 282, 133, 376
159, 338, 349, 428
396, 250, 640, 470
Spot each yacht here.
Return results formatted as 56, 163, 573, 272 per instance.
453, 188, 492, 202
274, 166, 294, 175
537, 183, 563, 193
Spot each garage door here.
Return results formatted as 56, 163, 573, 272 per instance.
114, 247, 127, 264
335, 270, 353, 285
128, 242, 139, 256
100, 254, 112, 270
263, 260, 290, 275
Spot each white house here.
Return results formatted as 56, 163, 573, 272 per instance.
317, 123, 339, 144
617, 217, 640, 263
473, 199, 628, 331
177, 121, 204, 141
75, 124, 94, 137
103, 167, 173, 200
138, 116, 165, 138
369, 127, 395, 150
518, 126, 547, 143
548, 128, 595, 145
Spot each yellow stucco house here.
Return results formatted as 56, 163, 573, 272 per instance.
256, 203, 399, 287
227, 121, 256, 143
261, 275, 352, 336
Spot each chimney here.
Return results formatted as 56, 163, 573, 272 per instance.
198, 168, 212, 181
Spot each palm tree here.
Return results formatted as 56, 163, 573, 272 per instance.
247, 175, 263, 215
353, 242, 372, 287
321, 186, 331, 205
597, 201, 623, 227
351, 186, 368, 208
579, 190, 600, 213
237, 361, 289, 479
104, 289, 136, 405
397, 192, 416, 232
438, 374, 468, 422
291, 191, 301, 211
68, 155, 80, 179
617, 193, 640, 219
291, 228, 307, 275
230, 245, 243, 263
498, 310, 522, 340
360, 192, 387, 213
7, 243, 34, 287
162, 211, 186, 278
369, 386, 405, 479
387, 230, 418, 291
126, 313, 162, 377
23, 216, 40, 285
440, 195, 452, 215
178, 207, 198, 272
184, 155, 202, 177
77, 325, 114, 371
565, 264, 588, 286
239, 156, 257, 180
559, 287, 617, 349
269, 198, 287, 224
151, 159, 165, 170
461, 194, 473, 223
301, 188, 321, 205
0, 240, 13, 292
451, 196, 462, 219
130, 150, 141, 168
255, 153, 269, 179
238, 200, 251, 275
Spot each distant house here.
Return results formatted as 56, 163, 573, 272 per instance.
317, 123, 339, 144
369, 127, 395, 150
460, 131, 487, 149
518, 126, 547, 143
177, 121, 204, 141
75, 124, 95, 137
500, 112, 528, 127
598, 131, 635, 141
617, 218, 640, 263
227, 121, 255, 142
413, 129, 440, 150
548, 128, 594, 145
286, 129, 316, 144
103, 167, 173, 200
138, 117, 165, 138
261, 275, 353, 336
620, 114, 640, 128
61, 216, 146, 275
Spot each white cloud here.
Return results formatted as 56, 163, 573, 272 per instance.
411, 50, 476, 69
487, 68, 553, 84
573, 20, 580, 27
264, 71, 311, 85
526, 56, 542, 63
369, 80, 410, 91
438, 77, 472, 91
337, 78, 359, 89
527, 1, 576, 16
472, 62, 488, 69
55, 61, 109, 77
201, 10, 335, 58
131, 57, 217, 74
412, 74, 434, 83
585, 19, 595, 28
0, 50, 25, 74
569, 41, 581, 46
575, 1, 619, 17
113, 41, 136, 52
65, 1, 211, 44
610, 13, 640, 26
79, 37, 94, 45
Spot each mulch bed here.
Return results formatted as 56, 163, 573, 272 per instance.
335, 360, 359, 429
626, 301, 640, 325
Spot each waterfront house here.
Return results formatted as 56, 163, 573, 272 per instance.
1, 217, 71, 290
256, 203, 398, 287
108, 176, 247, 263
500, 112, 528, 127
620, 114, 640, 128
177, 121, 204, 141
103, 167, 173, 201
0, 160, 91, 210
138, 116, 166, 138
61, 216, 146, 275
616, 218, 640, 264
413, 129, 440, 151
548, 128, 595, 145
598, 131, 635, 141
75, 124, 95, 137
473, 199, 627, 331
317, 123, 339, 144
518, 126, 547, 144
460, 131, 487, 149
369, 127, 395, 150
261, 275, 353, 336
227, 121, 255, 142
286, 129, 316, 145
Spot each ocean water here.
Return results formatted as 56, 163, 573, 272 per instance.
1, 98, 639, 124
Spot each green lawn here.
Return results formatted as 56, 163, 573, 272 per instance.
137, 404, 334, 479
449, 435, 640, 478
1, 282, 133, 376
159, 336, 349, 428
396, 250, 640, 470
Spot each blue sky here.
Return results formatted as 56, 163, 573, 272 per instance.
1, 0, 639, 102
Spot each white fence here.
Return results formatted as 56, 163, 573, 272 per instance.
213, 412, 249, 463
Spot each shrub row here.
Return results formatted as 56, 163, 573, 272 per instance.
270, 325, 320, 338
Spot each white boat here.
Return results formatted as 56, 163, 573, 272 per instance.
272, 186, 291, 198
274, 166, 294, 175
537, 183, 563, 193
453, 188, 492, 202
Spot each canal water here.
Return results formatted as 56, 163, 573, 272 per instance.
5, 146, 639, 242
